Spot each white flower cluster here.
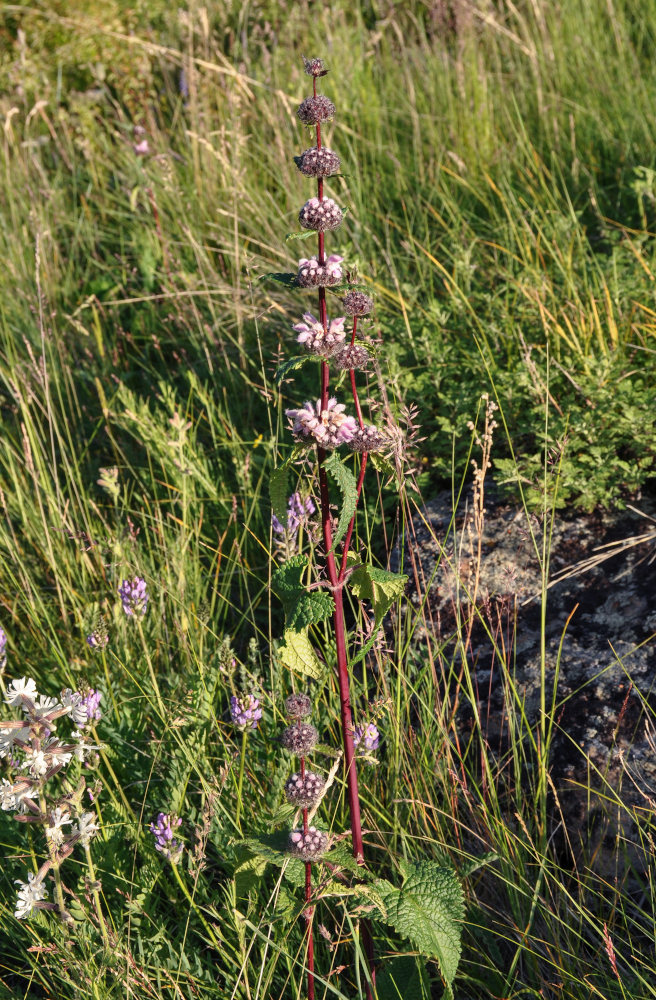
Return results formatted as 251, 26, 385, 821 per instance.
1, 677, 101, 918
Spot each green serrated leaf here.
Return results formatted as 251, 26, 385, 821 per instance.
233, 852, 268, 899
279, 629, 325, 680
377, 956, 429, 1000
285, 229, 316, 242
272, 556, 335, 631
350, 563, 407, 622
323, 452, 358, 552
376, 862, 464, 987
242, 834, 305, 886
260, 272, 298, 287
274, 355, 314, 387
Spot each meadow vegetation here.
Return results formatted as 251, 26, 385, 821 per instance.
0, 1, 655, 998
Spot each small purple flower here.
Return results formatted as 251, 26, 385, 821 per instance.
118, 577, 148, 617
297, 254, 343, 288
0, 627, 7, 670
149, 812, 183, 861
230, 694, 262, 730
272, 492, 316, 537
79, 689, 102, 725
134, 138, 150, 156
293, 313, 346, 356
353, 723, 380, 752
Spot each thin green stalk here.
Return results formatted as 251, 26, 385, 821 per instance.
235, 729, 248, 833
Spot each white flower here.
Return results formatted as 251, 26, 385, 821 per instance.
4, 677, 38, 708
1, 777, 33, 813
75, 811, 99, 847
61, 689, 87, 728
33, 695, 61, 714
15, 872, 48, 919
22, 748, 49, 777
45, 807, 72, 848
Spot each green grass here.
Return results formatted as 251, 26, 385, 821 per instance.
0, 1, 655, 997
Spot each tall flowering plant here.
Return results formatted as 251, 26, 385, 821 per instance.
260, 56, 465, 1000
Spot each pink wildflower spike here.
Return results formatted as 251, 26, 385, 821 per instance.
293, 314, 346, 355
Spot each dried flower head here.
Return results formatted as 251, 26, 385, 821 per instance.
281, 722, 319, 755
294, 147, 341, 178
230, 694, 262, 730
349, 425, 389, 454
342, 290, 374, 316
284, 693, 313, 720
286, 398, 357, 449
354, 722, 380, 752
332, 343, 372, 371
293, 313, 346, 355
118, 577, 148, 617
297, 96, 335, 125
285, 770, 325, 808
288, 826, 329, 860
297, 254, 343, 288
302, 56, 327, 77
299, 197, 343, 232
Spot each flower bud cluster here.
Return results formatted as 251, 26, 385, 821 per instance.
332, 343, 372, 371
281, 721, 319, 755
294, 147, 340, 178
297, 95, 335, 125
284, 693, 313, 720
342, 290, 374, 316
297, 254, 343, 288
285, 770, 324, 807
349, 426, 389, 454
299, 196, 343, 232
289, 826, 329, 859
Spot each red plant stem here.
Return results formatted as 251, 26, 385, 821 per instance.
305, 860, 315, 1000
313, 104, 376, 999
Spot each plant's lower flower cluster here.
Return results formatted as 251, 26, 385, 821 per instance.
150, 812, 183, 862
272, 492, 316, 537
284, 693, 313, 720
293, 313, 346, 355
349, 426, 389, 454
285, 770, 325, 808
118, 576, 148, 617
332, 343, 372, 371
288, 826, 329, 860
286, 398, 357, 449
281, 722, 319, 755
230, 694, 262, 730
299, 197, 343, 232
342, 290, 374, 316
294, 147, 340, 178
297, 255, 343, 288
297, 95, 335, 125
